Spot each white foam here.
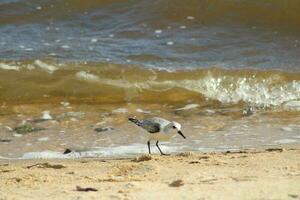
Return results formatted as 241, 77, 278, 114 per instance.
284, 101, 300, 111
60, 101, 70, 107
75, 71, 100, 82
281, 127, 293, 132
175, 104, 199, 111
13, 134, 23, 137
206, 109, 216, 114
0, 63, 19, 71
0, 155, 11, 160
192, 125, 203, 129
136, 108, 151, 114
166, 41, 174, 46
34, 60, 58, 74
20, 144, 182, 159
174, 75, 300, 106
112, 108, 128, 113
26, 64, 35, 70
42, 111, 52, 120
187, 16, 195, 20
37, 137, 49, 142
5, 126, 13, 131
155, 29, 162, 34
274, 139, 297, 144
61, 45, 70, 49
91, 38, 98, 43
22, 151, 67, 159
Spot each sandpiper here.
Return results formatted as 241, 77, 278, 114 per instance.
128, 117, 186, 155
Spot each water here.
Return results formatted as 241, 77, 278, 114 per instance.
0, 0, 300, 159
1, 0, 300, 69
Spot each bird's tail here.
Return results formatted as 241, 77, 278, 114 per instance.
128, 117, 142, 126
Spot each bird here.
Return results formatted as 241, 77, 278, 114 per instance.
128, 117, 186, 155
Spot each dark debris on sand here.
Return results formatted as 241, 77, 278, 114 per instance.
0, 139, 11, 143
63, 148, 72, 154
94, 126, 114, 133
25, 162, 66, 169
76, 186, 98, 192
169, 179, 184, 187
13, 123, 45, 134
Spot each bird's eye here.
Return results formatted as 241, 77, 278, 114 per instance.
173, 126, 176, 129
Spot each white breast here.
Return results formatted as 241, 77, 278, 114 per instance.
149, 132, 175, 141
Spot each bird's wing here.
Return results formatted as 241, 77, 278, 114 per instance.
148, 117, 171, 127
140, 120, 161, 133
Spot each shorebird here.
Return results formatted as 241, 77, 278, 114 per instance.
128, 117, 186, 155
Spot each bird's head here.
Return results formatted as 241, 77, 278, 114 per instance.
171, 121, 186, 139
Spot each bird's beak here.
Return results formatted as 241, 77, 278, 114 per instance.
178, 131, 186, 139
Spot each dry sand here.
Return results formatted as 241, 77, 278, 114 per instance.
0, 148, 299, 200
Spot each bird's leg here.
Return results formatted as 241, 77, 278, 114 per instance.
156, 141, 169, 156
147, 140, 151, 154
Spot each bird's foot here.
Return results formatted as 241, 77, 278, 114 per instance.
161, 153, 170, 156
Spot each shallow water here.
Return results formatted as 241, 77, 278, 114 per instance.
0, 103, 299, 159
0, 0, 300, 159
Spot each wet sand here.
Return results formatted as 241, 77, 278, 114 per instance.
1, 103, 300, 159
0, 148, 299, 200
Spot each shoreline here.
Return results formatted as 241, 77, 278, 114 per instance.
1, 148, 299, 200
1, 102, 300, 159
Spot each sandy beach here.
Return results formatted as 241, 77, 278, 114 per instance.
1, 0, 300, 199
0, 148, 299, 200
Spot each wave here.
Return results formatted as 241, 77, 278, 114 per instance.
0, 60, 299, 108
